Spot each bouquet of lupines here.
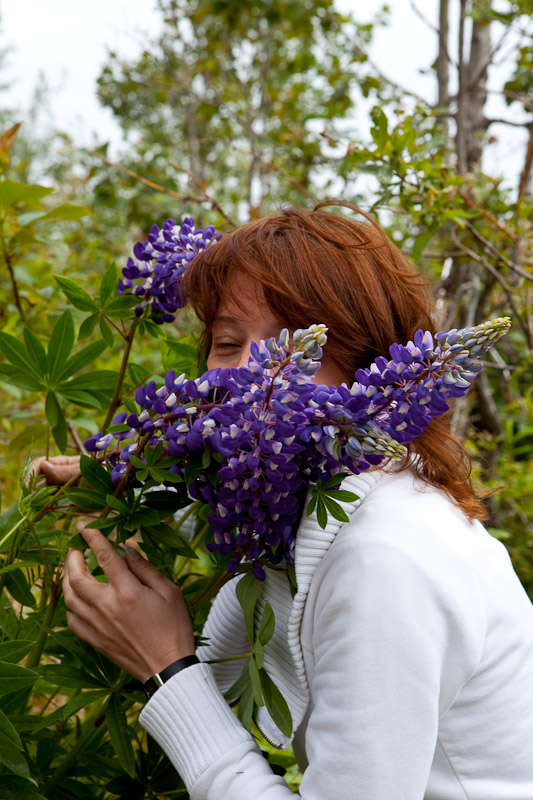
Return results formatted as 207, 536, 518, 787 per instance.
85, 221, 511, 579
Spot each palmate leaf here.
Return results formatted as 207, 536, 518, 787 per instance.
56, 340, 108, 382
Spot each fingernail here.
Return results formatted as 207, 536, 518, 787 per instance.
126, 546, 140, 560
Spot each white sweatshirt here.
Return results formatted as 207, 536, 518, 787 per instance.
140, 468, 533, 799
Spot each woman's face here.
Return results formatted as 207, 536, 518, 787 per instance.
206, 275, 346, 387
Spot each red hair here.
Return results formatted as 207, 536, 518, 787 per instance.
183, 201, 486, 521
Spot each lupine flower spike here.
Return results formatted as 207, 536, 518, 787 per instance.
117, 217, 220, 323
86, 307, 511, 580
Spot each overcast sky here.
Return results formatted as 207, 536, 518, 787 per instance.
0, 0, 527, 186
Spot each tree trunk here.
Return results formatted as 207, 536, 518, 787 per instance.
463, 0, 492, 170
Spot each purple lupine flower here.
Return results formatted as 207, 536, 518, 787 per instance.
86, 317, 511, 578
118, 216, 220, 323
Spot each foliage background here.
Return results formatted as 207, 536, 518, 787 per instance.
0, 0, 531, 797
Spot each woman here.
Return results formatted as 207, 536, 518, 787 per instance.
44, 203, 533, 798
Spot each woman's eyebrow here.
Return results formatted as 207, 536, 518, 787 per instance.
212, 315, 244, 328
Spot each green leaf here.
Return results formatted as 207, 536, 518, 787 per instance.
148, 467, 182, 483
144, 523, 198, 557
259, 669, 292, 737
0, 641, 33, 664
0, 742, 30, 778
54, 276, 98, 312
23, 329, 47, 377
100, 262, 118, 307
108, 423, 131, 433
0, 708, 22, 751
85, 518, 117, 534
0, 366, 44, 392
79, 454, 113, 495
237, 681, 255, 733
235, 572, 259, 644
123, 396, 138, 415
143, 491, 191, 513
65, 370, 117, 391
4, 570, 36, 608
370, 106, 388, 151
322, 494, 350, 523
58, 389, 103, 409
78, 312, 99, 340
51, 404, 68, 453
106, 693, 136, 777
63, 488, 107, 510
305, 495, 317, 516
48, 310, 75, 382
253, 639, 264, 669
33, 202, 93, 222
0, 332, 34, 373
316, 497, 327, 529
0, 178, 53, 207
122, 508, 160, 531
0, 661, 39, 694
412, 230, 434, 262
44, 391, 60, 428
248, 658, 264, 706
104, 294, 138, 318
324, 489, 359, 503
38, 664, 108, 689
57, 340, 108, 381
105, 494, 130, 513
224, 661, 250, 702
257, 601, 275, 646
322, 473, 350, 489
99, 316, 114, 347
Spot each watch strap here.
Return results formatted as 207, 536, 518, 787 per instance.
143, 654, 200, 700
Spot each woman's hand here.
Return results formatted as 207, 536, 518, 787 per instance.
63, 523, 195, 682
26, 455, 81, 487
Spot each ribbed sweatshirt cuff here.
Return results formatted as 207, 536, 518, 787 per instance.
139, 662, 253, 790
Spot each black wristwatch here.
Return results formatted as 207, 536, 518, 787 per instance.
142, 655, 200, 701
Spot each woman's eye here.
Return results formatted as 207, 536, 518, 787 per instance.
213, 341, 242, 352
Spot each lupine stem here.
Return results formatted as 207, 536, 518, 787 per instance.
26, 573, 61, 669
174, 519, 208, 579
101, 326, 137, 431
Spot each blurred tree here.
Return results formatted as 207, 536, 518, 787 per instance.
95, 0, 375, 223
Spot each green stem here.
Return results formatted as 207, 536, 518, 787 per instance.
174, 520, 207, 579
26, 575, 61, 669
191, 569, 234, 612
101, 326, 137, 431
0, 516, 28, 602
0, 515, 27, 551
33, 471, 82, 523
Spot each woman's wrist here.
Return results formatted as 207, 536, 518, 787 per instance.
142, 654, 200, 700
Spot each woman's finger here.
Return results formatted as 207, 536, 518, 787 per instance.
78, 523, 135, 586
66, 611, 98, 647
63, 569, 94, 619
124, 546, 172, 592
